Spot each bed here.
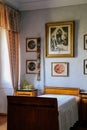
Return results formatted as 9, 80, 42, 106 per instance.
7, 87, 80, 130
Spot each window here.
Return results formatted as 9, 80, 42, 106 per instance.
0, 28, 12, 88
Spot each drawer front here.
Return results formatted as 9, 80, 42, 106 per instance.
16, 91, 37, 97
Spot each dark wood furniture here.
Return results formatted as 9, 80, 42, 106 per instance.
16, 89, 38, 97
80, 92, 87, 121
7, 87, 80, 130
7, 96, 59, 130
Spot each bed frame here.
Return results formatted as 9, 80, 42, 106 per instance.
7, 87, 80, 130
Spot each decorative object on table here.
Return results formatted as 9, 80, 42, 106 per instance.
22, 79, 29, 89
22, 79, 34, 90
23, 80, 27, 89
26, 38, 38, 52
84, 34, 87, 50
84, 59, 87, 74
45, 21, 74, 57
51, 62, 68, 76
28, 84, 33, 90
26, 60, 37, 74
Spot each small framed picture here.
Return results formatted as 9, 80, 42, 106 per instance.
26, 38, 38, 52
84, 34, 87, 50
26, 60, 37, 74
51, 62, 68, 76
84, 59, 87, 74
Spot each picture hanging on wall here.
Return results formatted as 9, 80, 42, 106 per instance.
26, 38, 38, 52
84, 34, 87, 50
45, 21, 74, 57
26, 60, 37, 74
51, 62, 68, 76
84, 59, 87, 74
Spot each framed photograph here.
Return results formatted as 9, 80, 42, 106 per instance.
84, 34, 87, 50
84, 59, 87, 74
51, 62, 68, 76
26, 38, 37, 52
45, 21, 74, 57
26, 60, 37, 74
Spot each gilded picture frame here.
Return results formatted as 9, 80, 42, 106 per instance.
51, 62, 68, 76
45, 21, 74, 57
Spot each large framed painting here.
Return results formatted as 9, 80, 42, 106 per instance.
45, 21, 74, 57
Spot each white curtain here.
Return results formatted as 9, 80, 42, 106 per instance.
0, 28, 13, 113
0, 3, 20, 113
0, 28, 12, 88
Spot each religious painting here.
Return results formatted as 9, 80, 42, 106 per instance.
46, 21, 74, 57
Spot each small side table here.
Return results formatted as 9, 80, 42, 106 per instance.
80, 92, 87, 121
16, 89, 38, 97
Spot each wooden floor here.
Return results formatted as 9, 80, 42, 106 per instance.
0, 115, 87, 130
0, 115, 7, 130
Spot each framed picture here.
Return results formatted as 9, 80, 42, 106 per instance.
51, 62, 68, 76
84, 34, 87, 50
26, 38, 38, 52
84, 59, 87, 74
26, 60, 37, 74
45, 21, 74, 57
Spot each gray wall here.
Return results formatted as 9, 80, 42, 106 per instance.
19, 4, 87, 93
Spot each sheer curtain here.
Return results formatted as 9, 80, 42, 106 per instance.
0, 3, 20, 113
5, 5, 20, 94
0, 27, 14, 113
0, 28, 12, 88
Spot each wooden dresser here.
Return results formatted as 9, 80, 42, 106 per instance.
16, 89, 38, 97
80, 92, 87, 121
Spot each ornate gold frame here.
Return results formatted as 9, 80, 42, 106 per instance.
45, 21, 74, 57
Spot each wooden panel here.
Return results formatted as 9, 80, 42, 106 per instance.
7, 96, 59, 130
44, 87, 80, 96
16, 89, 37, 97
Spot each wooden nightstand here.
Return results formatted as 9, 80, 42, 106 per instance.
80, 92, 87, 121
16, 89, 38, 97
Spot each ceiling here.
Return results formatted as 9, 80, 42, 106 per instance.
1, 0, 87, 11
